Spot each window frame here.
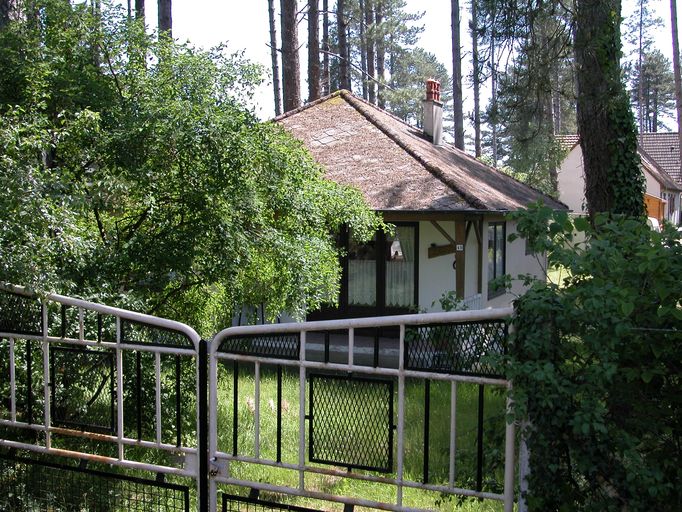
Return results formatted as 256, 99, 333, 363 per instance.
487, 221, 506, 299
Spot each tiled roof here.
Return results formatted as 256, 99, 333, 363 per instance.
638, 147, 682, 191
276, 91, 566, 213
556, 134, 580, 151
558, 132, 682, 189
639, 132, 681, 184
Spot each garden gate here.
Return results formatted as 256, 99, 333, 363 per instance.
0, 284, 516, 511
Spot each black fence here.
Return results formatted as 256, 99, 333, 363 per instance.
0, 452, 190, 511
222, 493, 320, 512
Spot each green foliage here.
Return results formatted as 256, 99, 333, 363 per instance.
507, 204, 682, 511
0, 0, 383, 334
383, 47, 453, 128
434, 290, 468, 312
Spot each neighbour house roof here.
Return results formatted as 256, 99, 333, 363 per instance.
639, 147, 682, 192
556, 134, 580, 152
276, 90, 566, 213
639, 132, 681, 185
556, 133, 682, 191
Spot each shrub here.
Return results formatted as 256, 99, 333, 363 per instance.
507, 206, 682, 511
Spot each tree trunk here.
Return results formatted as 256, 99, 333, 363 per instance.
360, 0, 368, 100
337, 0, 351, 90
158, 0, 171, 36
552, 67, 562, 134
281, 0, 301, 111
575, 0, 644, 218
638, 0, 645, 136
376, 0, 385, 108
491, 34, 498, 167
670, 0, 682, 166
322, 0, 330, 95
471, 0, 482, 157
308, 0, 321, 102
451, 0, 465, 149
135, 0, 144, 21
365, 0, 376, 103
268, 0, 282, 116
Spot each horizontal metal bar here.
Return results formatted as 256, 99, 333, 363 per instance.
0, 439, 195, 477
213, 308, 512, 348
0, 419, 197, 454
1, 284, 201, 348
213, 476, 504, 512
0, 333, 198, 356
211, 354, 508, 386
212, 452, 504, 502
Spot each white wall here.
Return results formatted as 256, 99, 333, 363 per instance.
557, 146, 586, 214
644, 167, 662, 197
484, 220, 547, 309
418, 220, 457, 312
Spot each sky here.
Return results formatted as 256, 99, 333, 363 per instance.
136, 0, 681, 129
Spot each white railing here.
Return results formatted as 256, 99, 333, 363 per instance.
1, 284, 518, 511
0, 284, 204, 496
210, 308, 515, 512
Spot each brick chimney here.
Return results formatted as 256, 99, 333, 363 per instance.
423, 79, 443, 145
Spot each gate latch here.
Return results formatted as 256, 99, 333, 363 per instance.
209, 457, 226, 477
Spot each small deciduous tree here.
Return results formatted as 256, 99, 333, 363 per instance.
0, 0, 383, 334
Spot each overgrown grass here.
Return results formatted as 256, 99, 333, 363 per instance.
216, 364, 508, 511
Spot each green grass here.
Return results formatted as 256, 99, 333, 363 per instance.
216, 364, 508, 511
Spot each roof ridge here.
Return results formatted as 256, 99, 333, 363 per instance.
340, 91, 489, 210
272, 90, 345, 122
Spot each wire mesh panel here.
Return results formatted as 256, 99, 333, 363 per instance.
50, 346, 115, 434
308, 373, 393, 472
218, 333, 300, 360
0, 453, 190, 512
121, 319, 195, 348
404, 320, 507, 377
222, 493, 320, 511
0, 289, 42, 336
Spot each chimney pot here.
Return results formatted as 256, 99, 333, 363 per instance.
426, 78, 441, 102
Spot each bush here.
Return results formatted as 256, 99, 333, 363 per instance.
507, 206, 682, 511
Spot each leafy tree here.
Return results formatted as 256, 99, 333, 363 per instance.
383, 47, 453, 128
0, 0, 383, 335
507, 205, 682, 511
629, 49, 676, 132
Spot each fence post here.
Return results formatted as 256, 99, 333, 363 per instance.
517, 420, 530, 512
198, 339, 209, 512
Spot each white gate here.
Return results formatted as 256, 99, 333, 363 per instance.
0, 283, 516, 511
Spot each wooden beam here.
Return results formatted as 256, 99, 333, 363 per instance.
428, 244, 456, 259
430, 220, 457, 247
455, 221, 466, 299
476, 220, 483, 294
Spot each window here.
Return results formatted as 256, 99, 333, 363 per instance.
348, 235, 377, 307
487, 222, 506, 298
385, 226, 417, 308
346, 224, 418, 312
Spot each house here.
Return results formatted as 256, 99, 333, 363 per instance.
557, 135, 682, 226
276, 83, 566, 317
639, 132, 682, 224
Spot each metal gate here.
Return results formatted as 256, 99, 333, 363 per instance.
0, 284, 516, 511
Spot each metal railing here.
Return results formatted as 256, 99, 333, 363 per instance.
1, 283, 517, 511
210, 308, 515, 512
0, 283, 206, 505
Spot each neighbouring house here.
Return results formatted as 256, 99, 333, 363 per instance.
276, 83, 566, 317
557, 134, 682, 226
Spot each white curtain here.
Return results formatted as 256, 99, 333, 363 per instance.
348, 260, 376, 306
386, 226, 415, 307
